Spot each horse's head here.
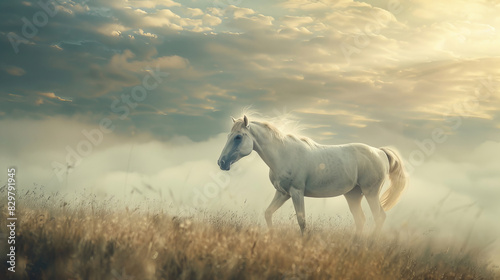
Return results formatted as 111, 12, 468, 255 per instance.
218, 115, 254, 171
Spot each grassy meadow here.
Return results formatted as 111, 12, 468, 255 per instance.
1, 187, 498, 280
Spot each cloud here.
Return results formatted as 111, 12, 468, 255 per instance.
281, 0, 331, 11
3, 65, 26, 76
280, 15, 314, 28
185, 7, 204, 17
296, 108, 380, 128
108, 49, 188, 72
202, 14, 222, 26
133, 29, 158, 38
38, 92, 72, 102
226, 5, 255, 18
123, 0, 181, 8
1, 0, 499, 146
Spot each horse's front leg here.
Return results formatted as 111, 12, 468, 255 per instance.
265, 190, 290, 228
290, 187, 306, 235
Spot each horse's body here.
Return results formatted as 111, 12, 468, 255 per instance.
218, 116, 407, 234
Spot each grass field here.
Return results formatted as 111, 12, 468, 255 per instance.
1, 188, 498, 280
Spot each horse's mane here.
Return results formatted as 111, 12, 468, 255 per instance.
251, 121, 319, 148
231, 107, 319, 147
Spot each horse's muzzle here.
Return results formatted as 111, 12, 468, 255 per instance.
218, 158, 231, 171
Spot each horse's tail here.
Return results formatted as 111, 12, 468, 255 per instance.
379, 147, 408, 211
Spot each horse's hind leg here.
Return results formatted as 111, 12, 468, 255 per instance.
365, 191, 386, 234
344, 186, 365, 235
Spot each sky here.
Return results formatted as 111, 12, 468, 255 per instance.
0, 0, 499, 265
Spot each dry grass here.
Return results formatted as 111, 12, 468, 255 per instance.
0, 188, 498, 280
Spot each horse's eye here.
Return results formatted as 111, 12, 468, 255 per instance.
235, 135, 242, 141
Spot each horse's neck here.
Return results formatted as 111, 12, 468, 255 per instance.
249, 124, 284, 171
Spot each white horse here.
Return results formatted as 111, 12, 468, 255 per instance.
217, 115, 407, 234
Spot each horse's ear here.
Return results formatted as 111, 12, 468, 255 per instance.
231, 116, 236, 123
243, 115, 249, 127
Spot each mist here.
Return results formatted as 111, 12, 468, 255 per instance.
1, 116, 499, 267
